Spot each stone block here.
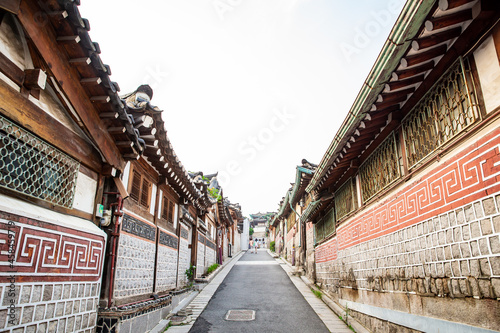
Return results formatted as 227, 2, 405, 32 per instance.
2, 285, 20, 306
478, 279, 492, 298
464, 204, 475, 222
26, 325, 36, 333
462, 226, 471, 241
474, 202, 484, 218
459, 279, 470, 296
31, 285, 42, 303
449, 212, 457, 226
22, 306, 34, 324
438, 231, 446, 245
75, 315, 82, 331
43, 285, 53, 302
451, 261, 460, 277
491, 256, 500, 275
460, 243, 471, 258
491, 278, 500, 298
493, 215, 500, 233
451, 279, 461, 296
496, 194, 500, 213
453, 227, 461, 242
451, 244, 461, 259
478, 238, 490, 255
58, 318, 66, 333
436, 278, 444, 295
444, 262, 452, 277
71, 284, 78, 299
37, 322, 47, 333
65, 301, 73, 315
20, 285, 32, 303
48, 320, 57, 333
482, 197, 497, 215
468, 277, 480, 298
55, 302, 64, 317
53, 285, 62, 300
67, 316, 75, 331
490, 235, 500, 254
470, 240, 480, 257
78, 284, 85, 298
63, 285, 71, 299
460, 260, 470, 276
34, 304, 45, 321
479, 258, 491, 277
444, 245, 452, 260
441, 214, 449, 229
45, 303, 55, 319
470, 222, 481, 239
436, 263, 444, 277
470, 259, 480, 277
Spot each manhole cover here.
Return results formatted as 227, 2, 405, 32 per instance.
225, 310, 255, 321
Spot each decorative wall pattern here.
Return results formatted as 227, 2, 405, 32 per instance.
0, 217, 105, 282
177, 225, 190, 286
196, 235, 205, 277
333, 127, 500, 253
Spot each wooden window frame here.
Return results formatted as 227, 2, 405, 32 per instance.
128, 165, 152, 210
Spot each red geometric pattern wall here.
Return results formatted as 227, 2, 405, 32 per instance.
0, 214, 105, 282
317, 127, 500, 263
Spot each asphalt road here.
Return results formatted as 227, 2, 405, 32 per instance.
189, 250, 329, 333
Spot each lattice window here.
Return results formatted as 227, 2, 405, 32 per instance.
335, 178, 357, 221
359, 133, 401, 202
286, 210, 296, 233
129, 168, 151, 209
0, 114, 79, 208
130, 170, 141, 202
161, 195, 169, 220
140, 178, 151, 208
315, 207, 335, 243
402, 58, 479, 169
168, 199, 174, 223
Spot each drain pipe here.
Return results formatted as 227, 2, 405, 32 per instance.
107, 195, 123, 308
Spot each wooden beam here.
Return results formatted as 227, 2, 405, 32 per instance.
412, 27, 461, 51
378, 87, 415, 102
56, 35, 80, 44
438, 0, 475, 11
0, 0, 20, 13
0, 51, 24, 86
90, 96, 110, 103
23, 69, 47, 90
108, 127, 126, 134
80, 77, 102, 86
393, 61, 434, 80
0, 78, 102, 171
373, 94, 408, 110
69, 57, 91, 65
385, 74, 425, 91
401, 44, 447, 68
18, 0, 125, 170
99, 112, 118, 119
425, 9, 472, 31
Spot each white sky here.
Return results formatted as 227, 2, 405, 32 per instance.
79, 0, 405, 217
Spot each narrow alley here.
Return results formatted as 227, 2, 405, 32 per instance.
166, 249, 352, 333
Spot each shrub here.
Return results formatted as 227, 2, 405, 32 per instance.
270, 241, 276, 252
185, 264, 195, 281
206, 263, 219, 275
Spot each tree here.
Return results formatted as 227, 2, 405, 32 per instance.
249, 227, 254, 236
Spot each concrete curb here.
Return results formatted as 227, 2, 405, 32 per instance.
278, 256, 371, 333
149, 252, 244, 333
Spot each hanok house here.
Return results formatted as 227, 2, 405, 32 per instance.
0, 1, 150, 332
270, 159, 316, 271
298, 0, 500, 331
97, 87, 214, 333
188, 172, 220, 279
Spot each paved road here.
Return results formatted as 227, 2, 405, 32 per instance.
189, 250, 330, 333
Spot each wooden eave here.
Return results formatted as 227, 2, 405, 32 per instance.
141, 111, 210, 210
15, 0, 148, 170
313, 0, 500, 197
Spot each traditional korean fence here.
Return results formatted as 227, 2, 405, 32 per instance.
0, 212, 105, 333
196, 235, 206, 278
155, 229, 179, 292
177, 225, 190, 287
314, 126, 500, 331
114, 213, 156, 299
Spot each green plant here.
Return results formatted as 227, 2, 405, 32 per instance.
249, 227, 254, 235
207, 187, 222, 202
311, 288, 322, 299
206, 263, 219, 275
270, 241, 275, 252
185, 264, 195, 281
